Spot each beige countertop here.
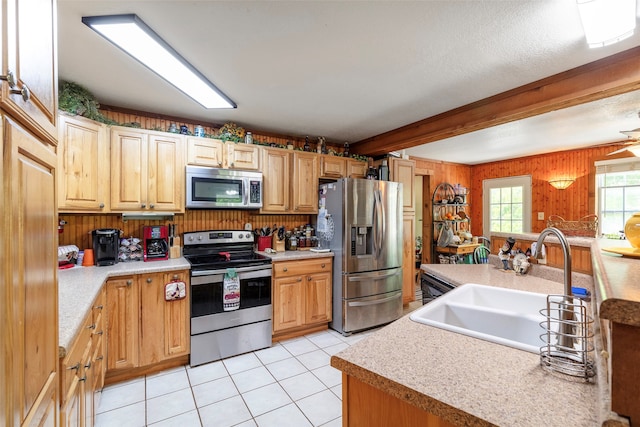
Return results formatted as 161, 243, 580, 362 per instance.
331, 263, 621, 426
257, 249, 334, 261
491, 231, 595, 248
58, 258, 190, 358
592, 239, 640, 326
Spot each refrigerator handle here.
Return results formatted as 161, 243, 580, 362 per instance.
347, 292, 402, 307
373, 189, 384, 257
347, 269, 402, 282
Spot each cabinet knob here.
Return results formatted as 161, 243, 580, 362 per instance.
146, 277, 153, 283
172, 274, 179, 280
78, 376, 87, 382
141, 203, 146, 208
96, 330, 104, 336
297, 278, 302, 282
283, 267, 288, 272
0, 70, 17, 87
96, 355, 104, 361
126, 280, 133, 286
68, 363, 80, 371
218, 162, 222, 167
230, 162, 234, 168
10, 85, 30, 102
321, 263, 325, 268
99, 203, 105, 209
94, 304, 103, 310
87, 324, 96, 330
308, 276, 312, 281
85, 361, 92, 369
150, 203, 155, 209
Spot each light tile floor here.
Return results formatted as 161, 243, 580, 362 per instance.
94, 328, 378, 427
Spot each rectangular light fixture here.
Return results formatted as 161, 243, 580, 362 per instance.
576, 0, 637, 48
82, 14, 236, 109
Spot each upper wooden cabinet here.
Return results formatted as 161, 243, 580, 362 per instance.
1, 0, 58, 145
292, 151, 319, 213
58, 114, 110, 212
111, 127, 185, 212
187, 138, 260, 170
320, 155, 346, 179
390, 158, 416, 212
346, 159, 367, 178
261, 147, 292, 213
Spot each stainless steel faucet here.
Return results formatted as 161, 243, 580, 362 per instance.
535, 227, 575, 350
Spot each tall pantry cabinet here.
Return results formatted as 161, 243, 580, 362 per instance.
1, 0, 59, 426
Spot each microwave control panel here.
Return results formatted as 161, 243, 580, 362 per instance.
249, 180, 261, 203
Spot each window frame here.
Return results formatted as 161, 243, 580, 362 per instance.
594, 157, 640, 236
482, 175, 532, 236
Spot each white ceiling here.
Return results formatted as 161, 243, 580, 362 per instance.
57, 1, 640, 165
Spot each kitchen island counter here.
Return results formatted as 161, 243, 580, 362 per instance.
57, 258, 190, 357
331, 263, 622, 426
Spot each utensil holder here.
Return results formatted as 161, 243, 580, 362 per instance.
257, 236, 272, 252
272, 235, 285, 252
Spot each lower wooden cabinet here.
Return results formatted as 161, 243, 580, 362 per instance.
402, 213, 416, 304
106, 270, 190, 383
60, 288, 105, 427
272, 257, 332, 340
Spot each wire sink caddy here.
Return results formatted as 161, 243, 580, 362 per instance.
539, 294, 595, 380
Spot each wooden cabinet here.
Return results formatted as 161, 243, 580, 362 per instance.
106, 270, 190, 383
346, 159, 367, 178
59, 288, 105, 427
261, 147, 291, 213
291, 151, 319, 213
58, 114, 110, 212
272, 258, 332, 340
390, 158, 416, 213
187, 138, 260, 170
402, 214, 416, 304
111, 127, 185, 212
3, 115, 59, 427
319, 155, 346, 179
1, 0, 58, 145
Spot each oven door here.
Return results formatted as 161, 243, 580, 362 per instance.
191, 266, 272, 334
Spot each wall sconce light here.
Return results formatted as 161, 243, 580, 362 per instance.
576, 0, 637, 48
549, 179, 575, 190
82, 14, 236, 109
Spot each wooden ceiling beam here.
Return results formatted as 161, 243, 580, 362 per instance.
352, 46, 640, 157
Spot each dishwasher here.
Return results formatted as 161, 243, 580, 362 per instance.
420, 272, 456, 304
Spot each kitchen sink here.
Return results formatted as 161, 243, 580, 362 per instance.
410, 283, 547, 353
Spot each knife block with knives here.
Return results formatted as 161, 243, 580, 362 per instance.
169, 223, 181, 259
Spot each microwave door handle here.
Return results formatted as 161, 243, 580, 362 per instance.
242, 179, 249, 205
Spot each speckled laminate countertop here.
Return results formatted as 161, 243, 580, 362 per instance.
592, 239, 640, 326
257, 249, 334, 261
58, 258, 190, 358
491, 231, 595, 248
331, 264, 623, 426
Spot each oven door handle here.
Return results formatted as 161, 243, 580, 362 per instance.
191, 267, 272, 285
191, 265, 272, 277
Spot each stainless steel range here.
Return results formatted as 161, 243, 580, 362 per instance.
184, 230, 272, 366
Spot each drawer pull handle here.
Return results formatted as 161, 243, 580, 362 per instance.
78, 376, 87, 382
85, 361, 92, 369
87, 324, 96, 330
68, 363, 80, 371
283, 267, 288, 272
96, 355, 104, 361
95, 330, 104, 336
94, 304, 104, 310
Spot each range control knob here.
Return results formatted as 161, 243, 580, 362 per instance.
238, 234, 243, 239
197, 235, 203, 241
245, 233, 251, 239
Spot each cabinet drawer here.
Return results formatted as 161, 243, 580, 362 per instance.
273, 258, 332, 278
60, 313, 92, 405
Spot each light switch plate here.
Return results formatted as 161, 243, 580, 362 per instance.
538, 212, 544, 220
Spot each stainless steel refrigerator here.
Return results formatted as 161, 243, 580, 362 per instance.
317, 178, 403, 335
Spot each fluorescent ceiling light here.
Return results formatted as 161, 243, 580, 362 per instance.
577, 0, 637, 48
82, 14, 236, 109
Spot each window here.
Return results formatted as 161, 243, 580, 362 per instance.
595, 158, 640, 237
482, 176, 532, 236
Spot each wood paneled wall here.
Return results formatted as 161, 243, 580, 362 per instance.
469, 144, 630, 235
58, 211, 311, 250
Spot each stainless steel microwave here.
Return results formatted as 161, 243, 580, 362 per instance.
186, 166, 263, 209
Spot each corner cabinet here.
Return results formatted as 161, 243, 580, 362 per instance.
106, 270, 190, 384
272, 257, 332, 341
58, 114, 110, 212
110, 127, 185, 213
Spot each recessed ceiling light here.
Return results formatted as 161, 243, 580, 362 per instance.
82, 14, 236, 109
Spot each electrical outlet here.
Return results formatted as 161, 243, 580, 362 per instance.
538, 212, 544, 221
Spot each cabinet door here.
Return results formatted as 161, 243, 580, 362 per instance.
320, 156, 345, 178
147, 132, 184, 212
402, 214, 416, 304
305, 271, 332, 325
2, 0, 58, 144
110, 128, 148, 211
186, 137, 223, 167
5, 115, 58, 426
139, 271, 190, 366
226, 142, 260, 170
60, 377, 80, 427
292, 151, 318, 213
272, 276, 304, 332
58, 115, 110, 212
261, 148, 291, 213
106, 277, 139, 371
390, 158, 415, 212
347, 159, 367, 178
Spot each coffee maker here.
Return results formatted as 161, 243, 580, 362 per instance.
92, 229, 120, 266
143, 226, 169, 262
